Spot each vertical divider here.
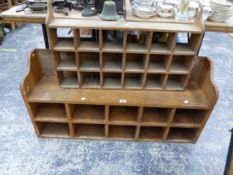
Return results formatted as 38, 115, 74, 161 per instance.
65, 103, 75, 137
121, 31, 128, 88
75, 52, 80, 85
47, 28, 57, 49
73, 29, 79, 50
105, 105, 109, 138
142, 31, 153, 89
99, 29, 104, 88
135, 107, 143, 139
163, 108, 176, 140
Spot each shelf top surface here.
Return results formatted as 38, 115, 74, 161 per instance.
28, 76, 209, 109
48, 18, 203, 33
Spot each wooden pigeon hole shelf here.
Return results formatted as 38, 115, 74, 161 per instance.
20, 50, 218, 143
45, 0, 204, 91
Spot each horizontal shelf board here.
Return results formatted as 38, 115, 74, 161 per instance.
57, 60, 77, 71
169, 64, 189, 74
53, 39, 75, 51
174, 44, 195, 55
150, 43, 171, 54
103, 78, 121, 88
39, 123, 70, 138
75, 125, 105, 138
78, 41, 99, 51
125, 62, 145, 72
145, 79, 163, 90
60, 77, 79, 88
72, 105, 105, 122
171, 123, 201, 128
109, 126, 136, 139
140, 123, 167, 127
29, 76, 209, 109
126, 43, 148, 53
165, 79, 184, 90
124, 78, 142, 89
49, 19, 203, 33
103, 42, 123, 52
108, 121, 137, 126
147, 63, 167, 73
72, 120, 105, 124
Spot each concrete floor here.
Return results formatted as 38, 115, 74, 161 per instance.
0, 24, 232, 175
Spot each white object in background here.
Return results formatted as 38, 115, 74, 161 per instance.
202, 6, 213, 21
157, 3, 175, 18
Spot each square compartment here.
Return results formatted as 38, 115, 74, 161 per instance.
173, 109, 208, 125
151, 32, 176, 54
102, 30, 124, 52
125, 53, 146, 72
126, 31, 149, 53
49, 28, 75, 51
165, 74, 188, 90
103, 53, 122, 72
109, 106, 138, 123
148, 54, 170, 73
124, 73, 144, 89
142, 107, 171, 124
170, 56, 194, 74
103, 73, 122, 88
80, 72, 100, 88
55, 52, 76, 71
145, 74, 166, 90
57, 71, 79, 88
36, 122, 70, 138
109, 125, 136, 139
30, 103, 67, 122
167, 127, 198, 141
139, 126, 165, 140
79, 52, 100, 71
74, 124, 105, 138
175, 33, 201, 55
77, 29, 99, 51
71, 104, 105, 123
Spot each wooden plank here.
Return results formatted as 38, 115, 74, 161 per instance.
28, 76, 209, 109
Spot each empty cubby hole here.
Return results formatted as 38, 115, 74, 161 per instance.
102, 30, 124, 52
165, 74, 188, 90
167, 127, 198, 141
126, 31, 150, 52
172, 109, 208, 125
74, 124, 105, 138
54, 51, 76, 71
148, 54, 170, 73
142, 107, 171, 124
139, 126, 166, 140
109, 125, 136, 139
103, 53, 122, 72
79, 52, 100, 71
36, 122, 70, 138
170, 55, 194, 73
151, 32, 176, 53
109, 106, 138, 122
70, 104, 105, 122
57, 71, 79, 88
29, 103, 67, 121
77, 29, 99, 51
103, 73, 122, 88
124, 73, 144, 89
80, 72, 100, 88
48, 28, 74, 50
145, 74, 166, 90
125, 53, 146, 72
175, 33, 202, 54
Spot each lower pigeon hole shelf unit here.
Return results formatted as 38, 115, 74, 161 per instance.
20, 49, 218, 143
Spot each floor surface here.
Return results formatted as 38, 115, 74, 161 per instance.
0, 24, 233, 175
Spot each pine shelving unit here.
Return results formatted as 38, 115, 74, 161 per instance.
20, 49, 218, 143
49, 28, 202, 91
20, 1, 218, 143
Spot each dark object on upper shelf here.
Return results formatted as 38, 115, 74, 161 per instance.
95, 0, 124, 15
82, 0, 97, 16
52, 0, 72, 11
224, 129, 233, 175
